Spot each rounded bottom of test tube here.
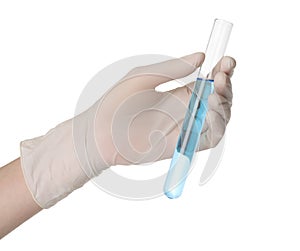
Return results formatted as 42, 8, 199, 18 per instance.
164, 190, 183, 199
164, 152, 190, 199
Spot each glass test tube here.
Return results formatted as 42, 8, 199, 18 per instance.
164, 19, 233, 199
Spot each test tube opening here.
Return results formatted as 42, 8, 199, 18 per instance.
200, 19, 233, 79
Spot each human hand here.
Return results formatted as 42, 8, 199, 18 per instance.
92, 52, 236, 166
20, 52, 236, 208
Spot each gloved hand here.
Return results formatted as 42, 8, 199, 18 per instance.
20, 52, 236, 208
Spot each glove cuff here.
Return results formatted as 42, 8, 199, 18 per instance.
20, 117, 107, 209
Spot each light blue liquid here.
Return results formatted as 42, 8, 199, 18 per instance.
164, 78, 214, 199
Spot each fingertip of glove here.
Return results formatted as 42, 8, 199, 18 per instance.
182, 52, 205, 69
222, 56, 236, 71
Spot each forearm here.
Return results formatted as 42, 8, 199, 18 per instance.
0, 158, 41, 238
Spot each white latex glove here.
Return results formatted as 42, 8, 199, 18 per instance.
20, 52, 236, 208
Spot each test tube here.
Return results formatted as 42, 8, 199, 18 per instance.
164, 19, 233, 199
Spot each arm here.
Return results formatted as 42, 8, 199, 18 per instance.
0, 53, 236, 238
0, 158, 41, 238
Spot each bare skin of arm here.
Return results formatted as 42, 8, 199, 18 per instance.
0, 158, 41, 238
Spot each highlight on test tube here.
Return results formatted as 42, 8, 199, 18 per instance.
164, 19, 233, 199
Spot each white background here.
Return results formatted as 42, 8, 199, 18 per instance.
1, 0, 300, 250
